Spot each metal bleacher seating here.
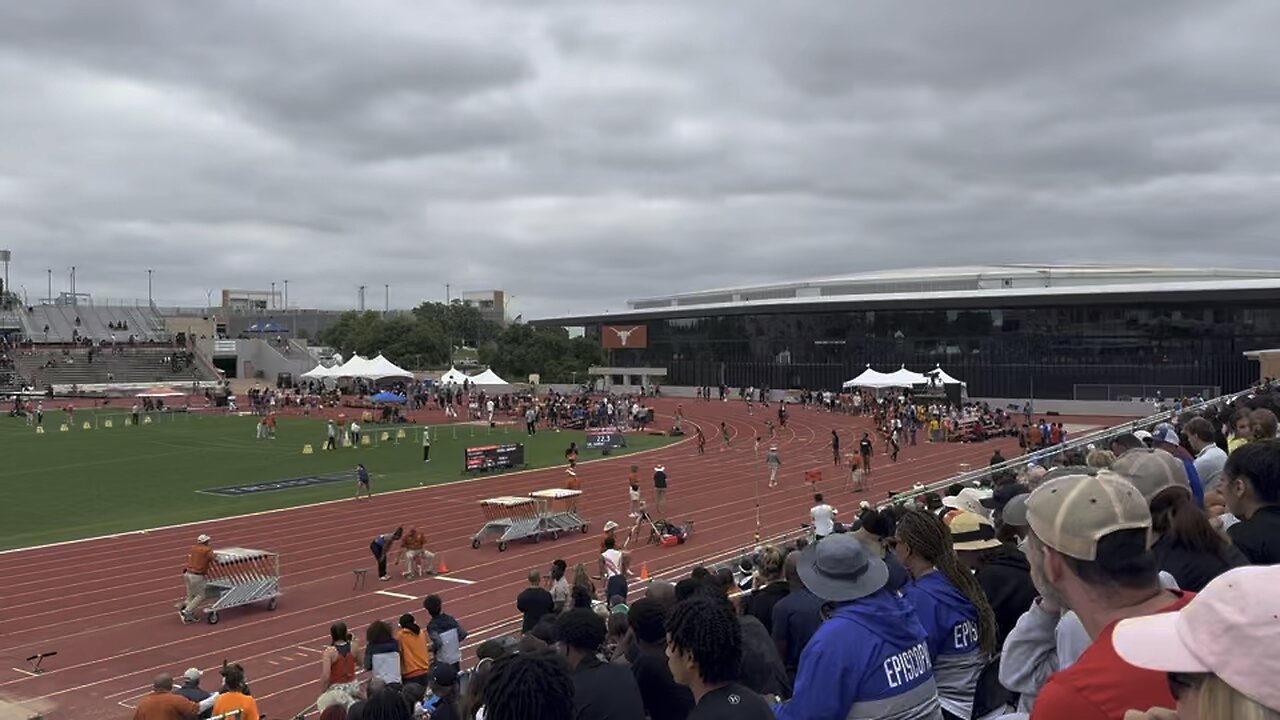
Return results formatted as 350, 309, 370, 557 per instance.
14, 347, 215, 387
18, 304, 169, 344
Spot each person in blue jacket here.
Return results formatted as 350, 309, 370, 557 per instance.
771, 533, 943, 720
893, 510, 1000, 720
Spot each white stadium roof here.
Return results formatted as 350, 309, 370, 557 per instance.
532, 264, 1280, 325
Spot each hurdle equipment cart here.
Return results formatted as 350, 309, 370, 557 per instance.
203, 547, 281, 624
530, 488, 589, 539
471, 496, 542, 552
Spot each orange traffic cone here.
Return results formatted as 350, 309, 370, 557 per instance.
437, 556, 448, 574
639, 562, 649, 581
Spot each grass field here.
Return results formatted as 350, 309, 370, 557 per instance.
0, 409, 677, 550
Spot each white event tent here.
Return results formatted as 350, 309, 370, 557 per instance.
301, 364, 338, 380
438, 367, 471, 384
469, 368, 509, 386
361, 354, 414, 380
926, 364, 966, 386
842, 365, 893, 389
883, 365, 929, 387
334, 355, 375, 378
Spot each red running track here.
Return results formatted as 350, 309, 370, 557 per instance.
0, 399, 1116, 720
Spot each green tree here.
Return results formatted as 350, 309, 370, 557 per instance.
480, 325, 603, 382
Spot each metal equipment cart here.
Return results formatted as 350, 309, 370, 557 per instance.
202, 547, 281, 624
471, 496, 542, 551
530, 488, 589, 539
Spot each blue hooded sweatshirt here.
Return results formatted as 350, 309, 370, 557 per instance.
902, 571, 986, 720
773, 588, 942, 720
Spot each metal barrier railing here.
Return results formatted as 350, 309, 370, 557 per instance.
886, 384, 1267, 505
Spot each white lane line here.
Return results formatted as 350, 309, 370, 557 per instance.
433, 576, 477, 585
10, 667, 38, 677
374, 590, 417, 600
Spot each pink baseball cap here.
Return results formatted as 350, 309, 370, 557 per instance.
1112, 565, 1280, 712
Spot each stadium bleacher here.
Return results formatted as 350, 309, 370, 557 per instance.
16, 304, 168, 343
12, 347, 213, 387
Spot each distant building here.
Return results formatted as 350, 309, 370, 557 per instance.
531, 264, 1280, 399
460, 289, 507, 326
221, 289, 276, 313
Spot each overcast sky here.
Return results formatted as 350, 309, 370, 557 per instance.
3, 1, 1279, 320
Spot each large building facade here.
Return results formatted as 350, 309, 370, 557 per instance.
533, 265, 1280, 400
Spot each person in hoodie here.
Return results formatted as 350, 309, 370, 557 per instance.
1111, 449, 1247, 591
771, 532, 943, 720
894, 509, 1000, 720
423, 594, 468, 671
364, 619, 402, 686
949, 510, 1037, 646
741, 546, 789, 634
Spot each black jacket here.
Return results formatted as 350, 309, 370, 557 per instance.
974, 544, 1038, 646
1228, 505, 1280, 566
742, 581, 790, 635
571, 655, 646, 720
1152, 533, 1249, 592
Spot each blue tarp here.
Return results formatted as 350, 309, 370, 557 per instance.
370, 391, 407, 403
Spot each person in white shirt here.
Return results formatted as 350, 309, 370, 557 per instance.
1183, 417, 1227, 488
421, 426, 431, 463
809, 493, 837, 539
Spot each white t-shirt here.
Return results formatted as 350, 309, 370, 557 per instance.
601, 549, 623, 578
810, 504, 837, 536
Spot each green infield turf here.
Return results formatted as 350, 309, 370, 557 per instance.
0, 409, 679, 550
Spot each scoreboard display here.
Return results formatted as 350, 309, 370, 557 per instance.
465, 443, 526, 472
585, 429, 627, 450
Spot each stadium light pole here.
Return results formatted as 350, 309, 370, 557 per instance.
384, 284, 389, 314
147, 269, 153, 306
47, 268, 51, 304
271, 281, 276, 310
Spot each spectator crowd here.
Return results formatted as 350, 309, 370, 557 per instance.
139, 382, 1280, 720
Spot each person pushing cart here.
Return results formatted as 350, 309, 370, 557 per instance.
178, 533, 215, 624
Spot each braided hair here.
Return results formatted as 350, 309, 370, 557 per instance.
481, 650, 575, 720
896, 509, 999, 656
664, 595, 741, 684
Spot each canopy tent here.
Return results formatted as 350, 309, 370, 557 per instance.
300, 364, 340, 380
136, 386, 185, 397
333, 355, 374, 377
438, 367, 470, 384
468, 368, 509, 386
370, 390, 407, 403
925, 364, 966, 386
842, 365, 894, 389
883, 366, 928, 388
361, 353, 414, 380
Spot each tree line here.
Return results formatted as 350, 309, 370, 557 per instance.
317, 301, 602, 384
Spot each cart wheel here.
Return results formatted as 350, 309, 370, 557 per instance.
207, 611, 219, 625
532, 532, 540, 544
267, 597, 278, 611
498, 541, 508, 552
551, 531, 560, 541
472, 538, 481, 549
580, 524, 589, 534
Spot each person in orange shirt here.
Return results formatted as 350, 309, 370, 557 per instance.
211, 665, 258, 720
396, 613, 433, 688
179, 534, 215, 624
134, 673, 218, 720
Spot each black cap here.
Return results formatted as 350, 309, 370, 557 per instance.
981, 482, 1030, 510
432, 664, 458, 687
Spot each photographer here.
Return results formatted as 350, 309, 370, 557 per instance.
211, 663, 259, 720
321, 621, 363, 694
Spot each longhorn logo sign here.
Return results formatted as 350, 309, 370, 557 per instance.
602, 324, 648, 349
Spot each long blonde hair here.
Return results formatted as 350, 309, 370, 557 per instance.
1199, 674, 1280, 720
